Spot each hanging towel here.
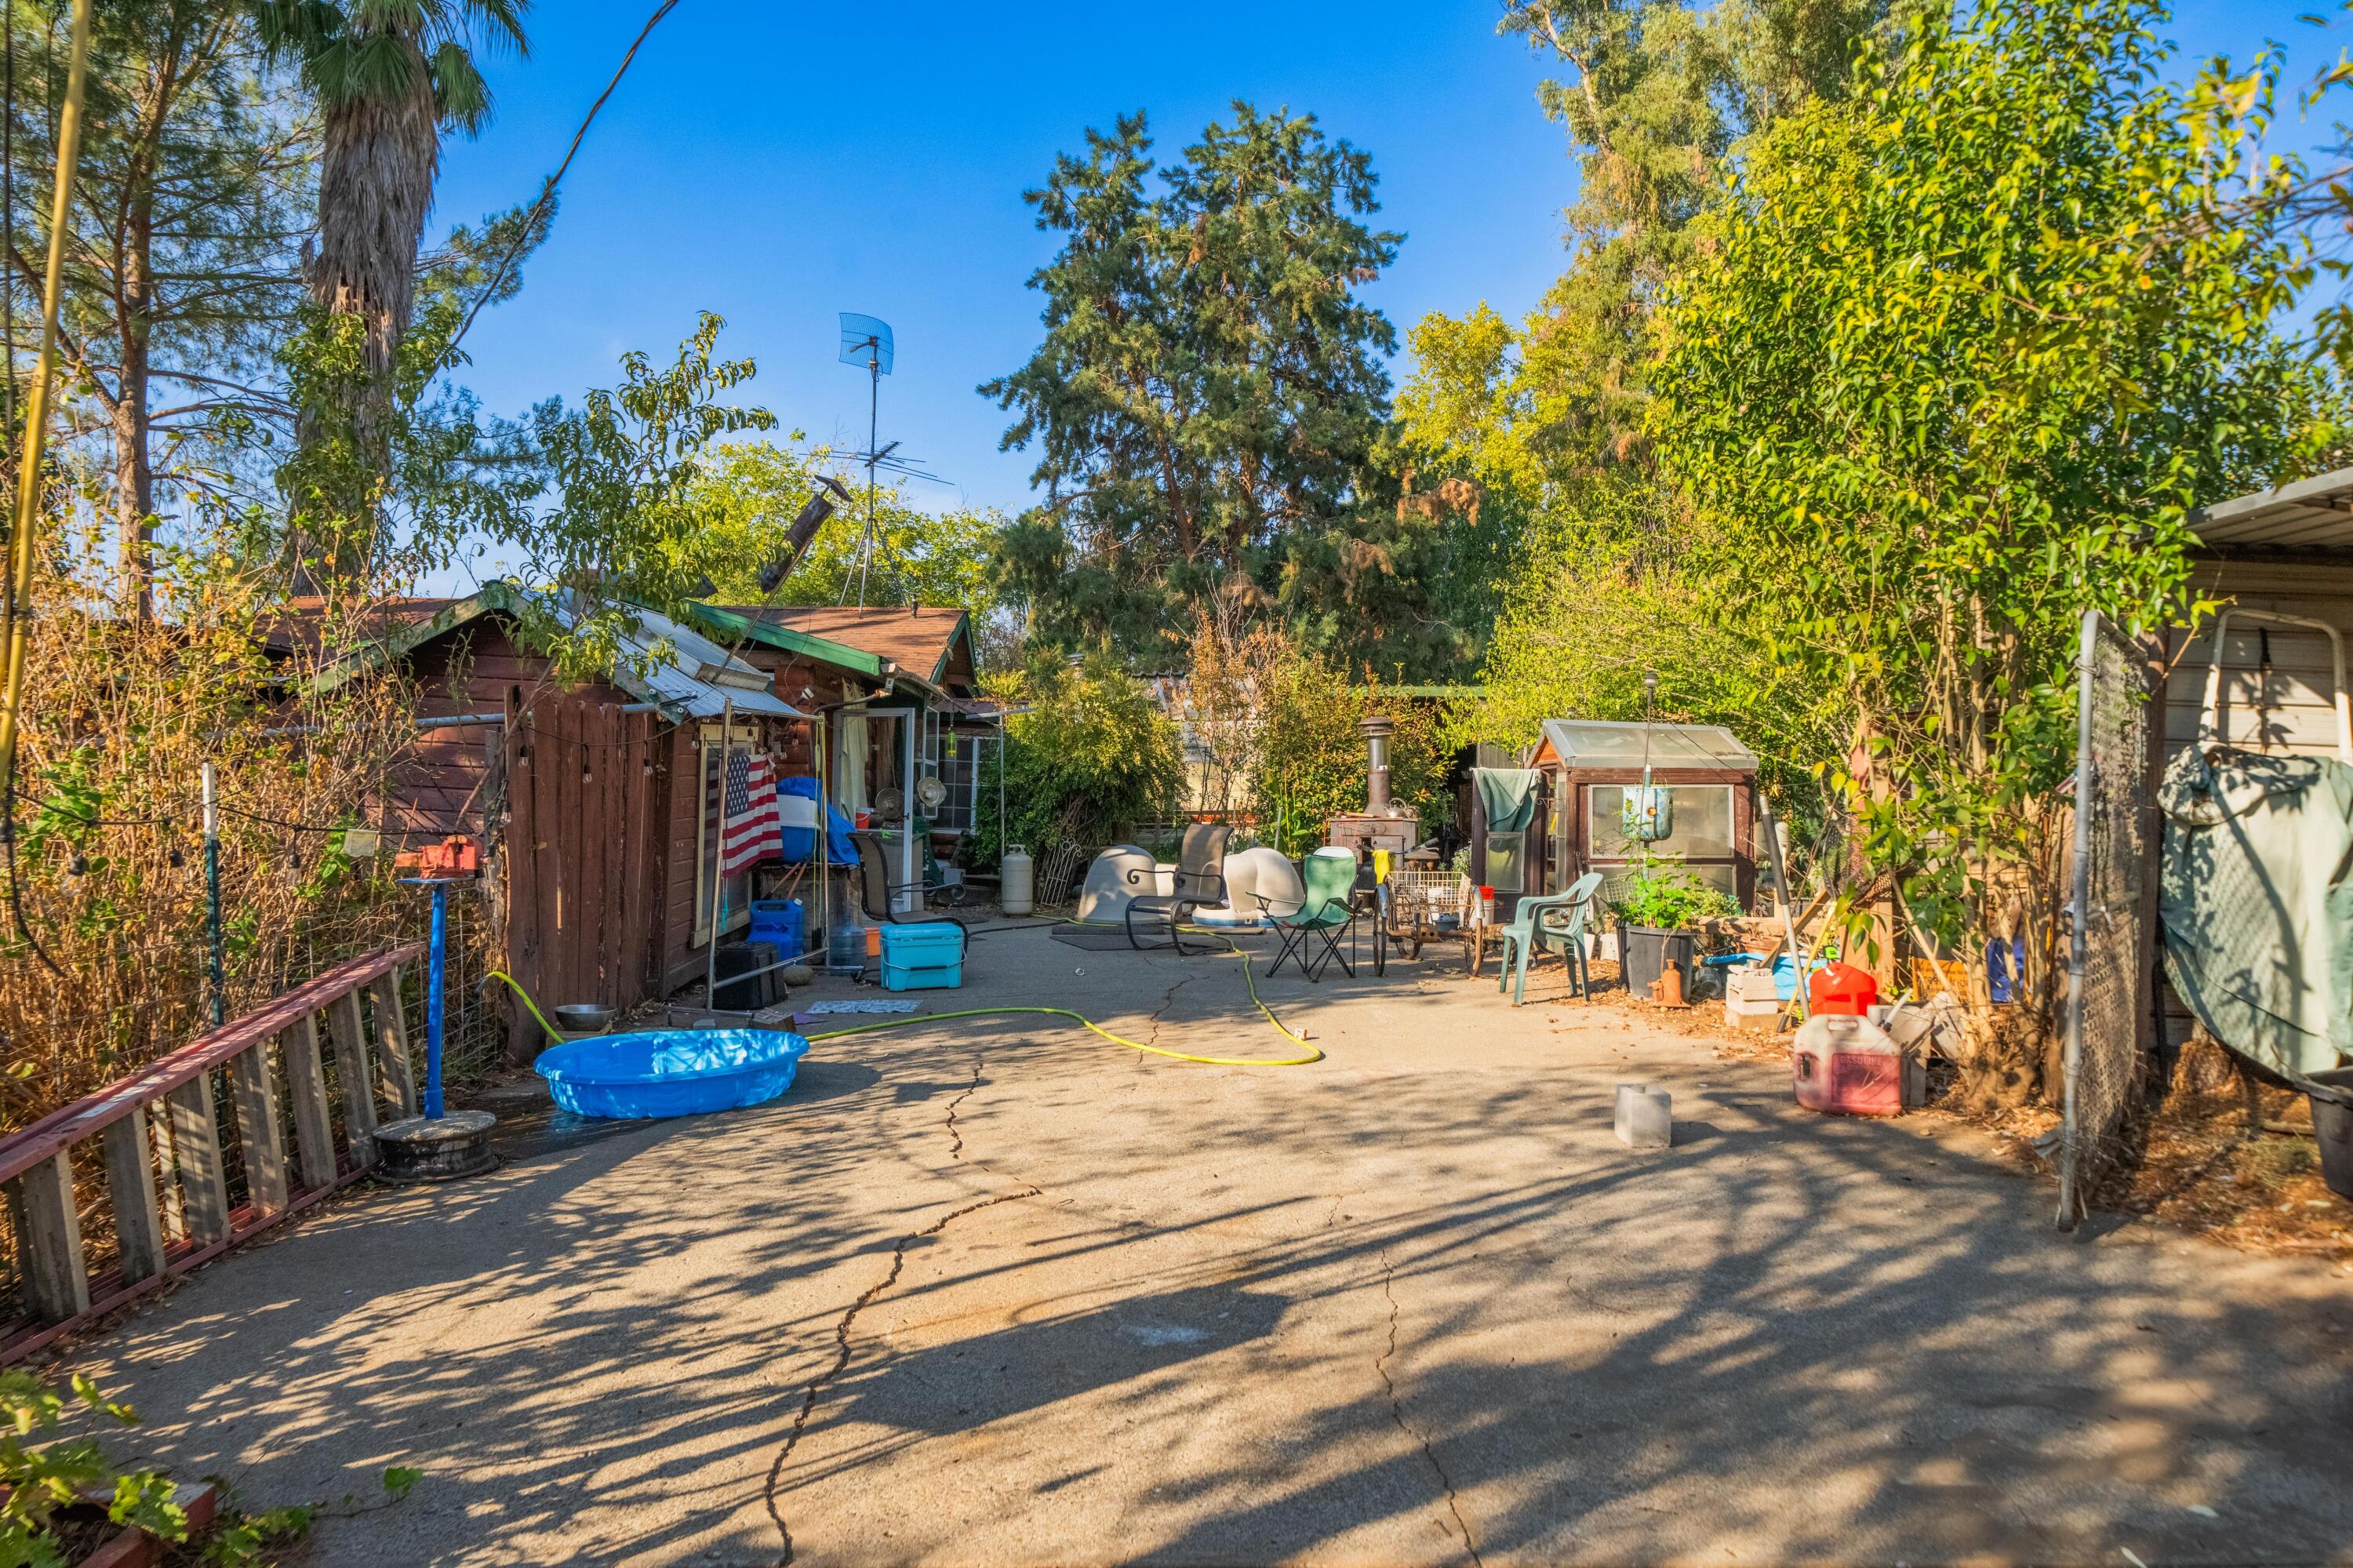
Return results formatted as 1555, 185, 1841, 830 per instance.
1475, 768, 1542, 833
2158, 746, 2353, 1079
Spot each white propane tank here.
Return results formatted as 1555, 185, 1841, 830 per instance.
1000, 843, 1035, 915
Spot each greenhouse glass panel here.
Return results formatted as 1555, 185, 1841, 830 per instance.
1587, 784, 1735, 860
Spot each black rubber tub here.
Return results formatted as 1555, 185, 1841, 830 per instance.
2309, 1067, 2353, 1199
1621, 927, 1695, 1000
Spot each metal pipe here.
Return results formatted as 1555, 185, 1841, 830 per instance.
202, 761, 224, 1027
2057, 606, 2098, 1231
708, 696, 731, 1005
816, 709, 833, 970
424, 879, 448, 1118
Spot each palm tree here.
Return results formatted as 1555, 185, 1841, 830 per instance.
256, 0, 529, 580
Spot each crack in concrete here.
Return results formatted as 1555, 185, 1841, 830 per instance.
1145, 970, 1201, 1048
944, 1058, 982, 1160
1376, 1247, 1484, 1568
764, 1057, 1038, 1565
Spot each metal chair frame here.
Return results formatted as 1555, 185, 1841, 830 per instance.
1123, 824, 1231, 954
849, 831, 968, 964
1258, 850, 1360, 982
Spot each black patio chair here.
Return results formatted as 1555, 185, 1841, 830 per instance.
1123, 823, 1231, 954
849, 831, 968, 962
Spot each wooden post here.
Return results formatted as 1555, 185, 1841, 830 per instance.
227, 1043, 289, 1219
101, 1104, 167, 1282
281, 1013, 337, 1190
162, 1075, 230, 1245
325, 990, 378, 1169
6, 1151, 89, 1322
365, 969, 417, 1118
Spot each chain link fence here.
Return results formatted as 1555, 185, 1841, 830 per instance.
2059, 609, 2151, 1226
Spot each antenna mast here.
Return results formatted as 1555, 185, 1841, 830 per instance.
837, 313, 895, 607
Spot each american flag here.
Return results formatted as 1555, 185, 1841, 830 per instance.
719, 750, 780, 875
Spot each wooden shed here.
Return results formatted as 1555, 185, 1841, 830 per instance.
1478, 719, 1760, 912
283, 583, 806, 1050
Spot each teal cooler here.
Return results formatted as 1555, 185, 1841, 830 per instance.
878, 922, 965, 991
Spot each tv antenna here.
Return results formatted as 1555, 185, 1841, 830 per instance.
836, 314, 953, 608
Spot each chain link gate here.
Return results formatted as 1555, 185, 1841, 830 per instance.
2058, 609, 2151, 1228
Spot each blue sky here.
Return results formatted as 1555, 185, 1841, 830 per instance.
430, 0, 2351, 560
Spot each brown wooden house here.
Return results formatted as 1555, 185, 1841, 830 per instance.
287, 583, 809, 1053
688, 604, 1006, 907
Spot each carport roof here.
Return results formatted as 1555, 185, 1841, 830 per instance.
2189, 466, 2353, 554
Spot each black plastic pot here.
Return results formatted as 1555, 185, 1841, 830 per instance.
2309, 1067, 2353, 1199
1622, 926, 1694, 999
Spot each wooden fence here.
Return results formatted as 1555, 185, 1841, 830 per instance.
498, 693, 670, 1058
1, 945, 424, 1363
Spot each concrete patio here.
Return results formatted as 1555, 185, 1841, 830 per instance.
49, 922, 2353, 1566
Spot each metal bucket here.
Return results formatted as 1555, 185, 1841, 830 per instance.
2308, 1068, 2353, 1199
554, 1003, 614, 1036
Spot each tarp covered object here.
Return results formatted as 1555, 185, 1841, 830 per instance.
1475, 768, 1542, 833
2158, 747, 2353, 1079
778, 776, 854, 865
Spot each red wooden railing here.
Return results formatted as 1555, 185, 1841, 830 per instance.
1, 945, 424, 1363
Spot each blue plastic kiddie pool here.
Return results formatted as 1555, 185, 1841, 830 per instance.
534, 1029, 809, 1119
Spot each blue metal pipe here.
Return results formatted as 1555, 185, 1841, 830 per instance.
424, 879, 448, 1119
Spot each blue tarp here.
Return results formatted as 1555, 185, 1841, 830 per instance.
778, 776, 856, 865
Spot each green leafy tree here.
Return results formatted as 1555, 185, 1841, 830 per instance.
1457, 473, 1844, 828
985, 104, 1412, 669
507, 311, 774, 678
969, 650, 1184, 869
680, 439, 1010, 638
1649, 0, 2338, 957
1399, 0, 1886, 490
5, 0, 314, 618
256, 0, 529, 582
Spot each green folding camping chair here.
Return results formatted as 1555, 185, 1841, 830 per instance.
1259, 849, 1360, 981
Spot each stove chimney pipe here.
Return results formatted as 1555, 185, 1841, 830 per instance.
1361, 715, 1395, 817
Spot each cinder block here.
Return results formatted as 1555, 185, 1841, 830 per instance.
1614, 1083, 1673, 1150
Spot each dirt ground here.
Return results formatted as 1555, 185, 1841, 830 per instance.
1579, 961, 2353, 1263
32, 922, 2353, 1566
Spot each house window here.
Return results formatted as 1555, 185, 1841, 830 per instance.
928, 728, 991, 833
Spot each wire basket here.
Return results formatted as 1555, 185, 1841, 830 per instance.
1385, 868, 1471, 933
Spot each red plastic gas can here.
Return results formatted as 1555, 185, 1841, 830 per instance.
1808, 961, 1879, 1017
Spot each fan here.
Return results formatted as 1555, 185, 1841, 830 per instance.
872, 786, 905, 824
915, 777, 949, 812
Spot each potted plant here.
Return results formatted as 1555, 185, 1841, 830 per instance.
1609, 863, 1739, 999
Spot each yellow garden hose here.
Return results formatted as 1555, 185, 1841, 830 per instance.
485, 970, 566, 1041
488, 926, 1323, 1068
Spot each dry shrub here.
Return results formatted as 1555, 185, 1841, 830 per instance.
1, 556, 428, 1134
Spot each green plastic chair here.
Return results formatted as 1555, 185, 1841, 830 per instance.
1260, 849, 1359, 981
1495, 871, 1604, 1006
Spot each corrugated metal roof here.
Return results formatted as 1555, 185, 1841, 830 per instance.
307, 582, 802, 720
2189, 467, 2353, 553
604, 606, 801, 719
1538, 719, 1758, 770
